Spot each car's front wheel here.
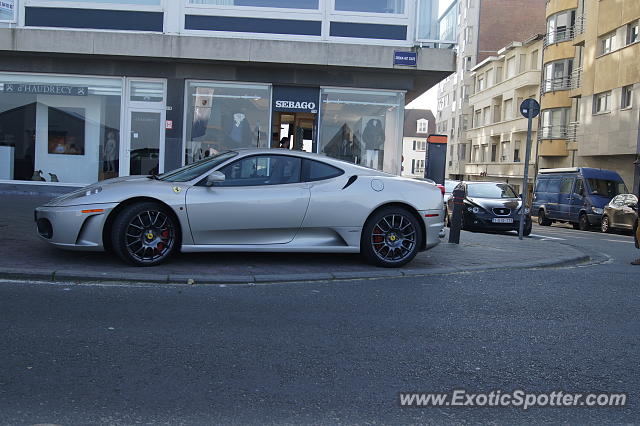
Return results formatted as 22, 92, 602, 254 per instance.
111, 201, 179, 266
361, 207, 422, 268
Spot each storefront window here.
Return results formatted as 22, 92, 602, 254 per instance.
319, 88, 404, 174
184, 81, 271, 165
0, 73, 122, 184
188, 0, 318, 9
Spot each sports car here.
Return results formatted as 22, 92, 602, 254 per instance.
35, 149, 444, 267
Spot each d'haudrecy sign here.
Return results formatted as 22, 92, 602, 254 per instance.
0, 83, 89, 96
0, 1, 15, 22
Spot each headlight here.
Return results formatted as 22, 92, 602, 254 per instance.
472, 206, 480, 214
591, 207, 604, 215
85, 186, 102, 196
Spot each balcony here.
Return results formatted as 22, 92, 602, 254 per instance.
541, 69, 581, 95
543, 18, 585, 48
540, 125, 569, 139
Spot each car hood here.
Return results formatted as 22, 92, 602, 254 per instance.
43, 175, 181, 207
467, 197, 521, 210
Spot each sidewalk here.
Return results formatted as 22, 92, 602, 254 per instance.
0, 193, 590, 284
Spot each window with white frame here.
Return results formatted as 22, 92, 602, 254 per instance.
504, 98, 513, 120
412, 159, 425, 174
593, 91, 611, 114
413, 140, 427, 151
518, 54, 527, 74
334, 0, 405, 14
477, 75, 485, 91
474, 109, 481, 127
52, 0, 161, 4
543, 59, 573, 92
506, 56, 516, 78
627, 21, 639, 45
531, 50, 539, 69
188, 0, 318, 8
547, 9, 576, 44
472, 145, 479, 162
621, 85, 633, 109
599, 32, 616, 55
417, 119, 429, 133
541, 108, 570, 139
500, 141, 510, 162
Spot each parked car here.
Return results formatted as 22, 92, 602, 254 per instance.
532, 167, 628, 231
445, 181, 532, 235
35, 149, 444, 268
601, 194, 638, 233
443, 179, 460, 224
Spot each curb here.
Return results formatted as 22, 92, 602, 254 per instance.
0, 254, 591, 285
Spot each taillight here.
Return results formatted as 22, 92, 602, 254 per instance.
436, 184, 445, 196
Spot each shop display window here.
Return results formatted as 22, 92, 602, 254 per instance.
319, 88, 404, 174
0, 73, 122, 183
184, 81, 271, 165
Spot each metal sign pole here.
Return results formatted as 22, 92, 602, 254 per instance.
518, 98, 539, 240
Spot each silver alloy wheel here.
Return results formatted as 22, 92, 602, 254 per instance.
370, 214, 417, 262
601, 215, 610, 233
125, 209, 175, 264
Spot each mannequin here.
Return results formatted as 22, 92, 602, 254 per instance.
227, 112, 251, 148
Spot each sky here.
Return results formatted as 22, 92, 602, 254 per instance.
406, 84, 438, 113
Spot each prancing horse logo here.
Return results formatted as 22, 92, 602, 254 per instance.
172, 186, 182, 194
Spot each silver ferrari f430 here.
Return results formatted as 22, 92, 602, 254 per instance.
35, 149, 444, 267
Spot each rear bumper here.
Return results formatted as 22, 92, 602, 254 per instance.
421, 209, 444, 250
464, 211, 531, 232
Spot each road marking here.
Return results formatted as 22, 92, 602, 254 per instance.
529, 234, 566, 241
604, 239, 634, 244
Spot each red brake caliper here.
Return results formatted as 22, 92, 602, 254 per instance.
373, 226, 384, 245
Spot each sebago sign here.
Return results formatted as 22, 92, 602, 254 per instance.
272, 86, 320, 114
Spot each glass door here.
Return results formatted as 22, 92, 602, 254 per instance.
125, 109, 165, 176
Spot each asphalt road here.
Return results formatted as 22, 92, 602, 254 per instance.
1, 222, 639, 425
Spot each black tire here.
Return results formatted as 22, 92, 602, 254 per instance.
601, 215, 611, 233
361, 207, 422, 268
111, 201, 179, 266
523, 219, 532, 236
578, 213, 590, 231
537, 209, 552, 226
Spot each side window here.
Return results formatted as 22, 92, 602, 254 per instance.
560, 178, 573, 194
535, 178, 549, 192
216, 155, 301, 187
547, 179, 561, 193
302, 159, 344, 182
574, 179, 585, 197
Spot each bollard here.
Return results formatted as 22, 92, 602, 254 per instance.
448, 187, 465, 244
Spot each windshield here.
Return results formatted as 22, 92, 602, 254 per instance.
444, 180, 459, 193
467, 183, 518, 199
156, 151, 238, 182
586, 178, 628, 198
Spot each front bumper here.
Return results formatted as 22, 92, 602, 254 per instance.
34, 203, 118, 251
464, 210, 531, 232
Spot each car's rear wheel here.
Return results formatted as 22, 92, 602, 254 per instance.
537, 209, 552, 226
361, 207, 422, 268
601, 215, 611, 233
111, 202, 179, 266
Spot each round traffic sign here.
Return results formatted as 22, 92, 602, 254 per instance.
520, 98, 540, 118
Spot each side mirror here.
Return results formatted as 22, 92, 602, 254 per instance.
205, 171, 225, 187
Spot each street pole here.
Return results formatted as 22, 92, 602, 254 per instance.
518, 99, 538, 240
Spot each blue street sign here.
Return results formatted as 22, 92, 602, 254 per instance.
520, 98, 540, 118
394, 51, 417, 67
